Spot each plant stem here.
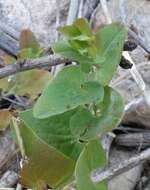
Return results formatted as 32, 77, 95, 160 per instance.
91, 147, 150, 183
12, 118, 25, 158
0, 55, 66, 79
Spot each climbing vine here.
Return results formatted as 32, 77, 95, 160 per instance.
1, 18, 127, 190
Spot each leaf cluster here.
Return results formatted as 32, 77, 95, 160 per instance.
5, 18, 127, 189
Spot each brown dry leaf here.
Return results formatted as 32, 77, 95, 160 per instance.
19, 29, 40, 52
1, 55, 16, 65
13, 69, 51, 99
0, 109, 11, 130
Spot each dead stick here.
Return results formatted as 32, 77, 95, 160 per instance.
91, 147, 150, 182
128, 29, 150, 55
0, 171, 18, 188
0, 55, 66, 79
115, 132, 150, 148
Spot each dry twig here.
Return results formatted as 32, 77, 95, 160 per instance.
0, 55, 66, 79
91, 147, 150, 182
0, 171, 18, 188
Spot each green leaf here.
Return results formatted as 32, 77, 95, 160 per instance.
17, 48, 44, 59
55, 22, 126, 81
53, 40, 91, 63
93, 87, 124, 135
58, 18, 93, 39
53, 40, 93, 73
75, 139, 107, 190
69, 40, 89, 54
70, 87, 124, 140
58, 25, 81, 37
20, 109, 84, 161
73, 18, 93, 37
70, 107, 93, 139
11, 118, 75, 189
33, 65, 104, 118
17, 48, 38, 59
19, 29, 40, 53
54, 18, 96, 72
93, 23, 127, 85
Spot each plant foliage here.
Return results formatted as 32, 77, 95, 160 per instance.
1, 18, 127, 189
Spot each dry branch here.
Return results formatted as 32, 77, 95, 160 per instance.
0, 21, 19, 41
0, 30, 18, 57
91, 98, 150, 182
0, 55, 66, 79
0, 22, 19, 56
123, 97, 150, 129
115, 132, 150, 148
83, 0, 100, 20
91, 147, 150, 183
0, 171, 18, 188
128, 29, 150, 55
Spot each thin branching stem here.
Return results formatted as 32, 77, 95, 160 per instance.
0, 55, 66, 79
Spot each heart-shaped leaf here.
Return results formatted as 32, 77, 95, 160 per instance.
75, 139, 107, 190
11, 118, 75, 189
20, 109, 84, 161
33, 65, 104, 119
70, 87, 124, 140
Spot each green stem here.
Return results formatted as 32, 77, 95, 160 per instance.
12, 117, 26, 158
